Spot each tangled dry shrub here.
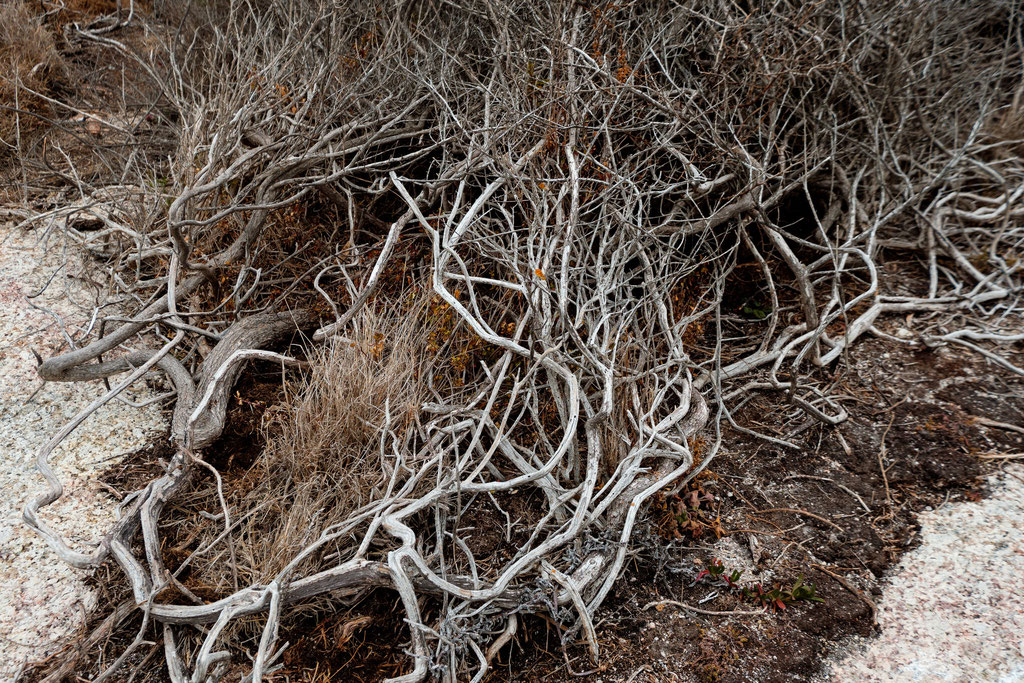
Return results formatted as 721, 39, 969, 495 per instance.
0, 2, 63, 146
17, 0, 1024, 680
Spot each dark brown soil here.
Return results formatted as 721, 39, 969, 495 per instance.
274, 590, 409, 682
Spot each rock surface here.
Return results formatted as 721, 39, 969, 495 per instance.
0, 222, 165, 682
821, 463, 1024, 682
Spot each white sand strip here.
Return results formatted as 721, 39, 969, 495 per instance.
0, 222, 166, 682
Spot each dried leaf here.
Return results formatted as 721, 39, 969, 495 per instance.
336, 615, 373, 648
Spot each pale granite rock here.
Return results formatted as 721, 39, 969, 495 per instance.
822, 464, 1024, 682
0, 222, 166, 681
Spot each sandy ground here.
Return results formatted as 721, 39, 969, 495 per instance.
1, 220, 1022, 682
0, 221, 166, 682
821, 463, 1024, 682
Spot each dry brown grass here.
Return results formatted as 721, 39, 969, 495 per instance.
190, 295, 438, 599
0, 2, 63, 147
985, 81, 1024, 159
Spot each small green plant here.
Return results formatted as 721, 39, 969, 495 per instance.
694, 560, 824, 612
741, 299, 771, 320
746, 583, 786, 611
743, 575, 823, 611
782, 574, 824, 604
